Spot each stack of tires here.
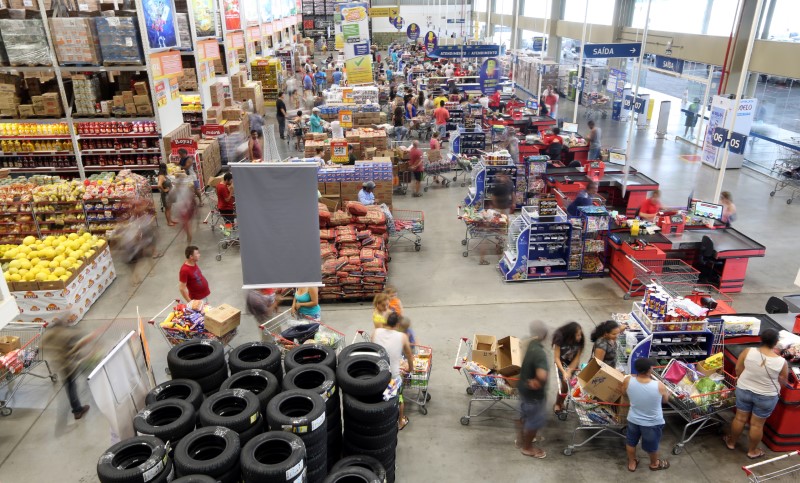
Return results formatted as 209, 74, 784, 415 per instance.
220, 368, 279, 420
228, 341, 283, 382
173, 426, 241, 482
197, 389, 264, 445
266, 389, 328, 483
145, 379, 205, 412
240, 432, 307, 483
97, 436, 174, 483
283, 363, 341, 469
329, 455, 387, 483
336, 343, 397, 483
167, 340, 228, 395
133, 398, 197, 449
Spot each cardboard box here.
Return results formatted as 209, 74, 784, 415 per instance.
133, 82, 148, 96
696, 361, 720, 377
133, 95, 150, 106
319, 196, 338, 211
471, 334, 497, 369
577, 357, 625, 402
0, 335, 20, 354
495, 336, 524, 377
204, 304, 241, 337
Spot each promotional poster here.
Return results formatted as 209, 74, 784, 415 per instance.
192, 0, 218, 38
424, 31, 437, 52
391, 16, 404, 30
142, 0, 178, 50
223, 0, 241, 30
407, 23, 420, 41
260, 0, 273, 23
479, 58, 501, 95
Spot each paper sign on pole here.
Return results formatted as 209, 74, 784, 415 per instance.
339, 110, 353, 128
331, 140, 349, 163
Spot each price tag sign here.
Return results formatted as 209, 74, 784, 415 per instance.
711, 127, 728, 148
728, 131, 747, 154
633, 97, 646, 114
623, 95, 633, 110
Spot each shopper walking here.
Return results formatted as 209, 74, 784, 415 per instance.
543, 84, 559, 119
332, 67, 342, 85
590, 320, 620, 366
372, 312, 414, 430
172, 178, 197, 244
567, 181, 598, 217
503, 127, 520, 165
248, 129, 263, 161
179, 245, 210, 303
516, 321, 549, 459
43, 318, 95, 424
286, 75, 298, 109
392, 99, 407, 141
216, 172, 235, 223
587, 120, 602, 160
624, 358, 670, 472
683, 98, 700, 138
314, 68, 326, 94
292, 287, 321, 321
433, 100, 450, 139
725, 329, 787, 459
177, 148, 203, 206
408, 140, 424, 197
157, 163, 176, 226
720, 191, 737, 226
479, 173, 513, 265
275, 91, 287, 140
303, 70, 313, 94
552, 322, 585, 413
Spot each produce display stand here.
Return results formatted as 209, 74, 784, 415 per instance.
742, 450, 800, 482
454, 337, 520, 426
457, 205, 509, 259
259, 309, 345, 355
560, 386, 629, 456
0, 322, 55, 417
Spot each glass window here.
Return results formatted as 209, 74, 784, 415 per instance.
522, 0, 550, 18
520, 30, 548, 52
495, 0, 513, 15
477, 22, 488, 40
474, 0, 487, 12
631, 0, 736, 35
563, 0, 615, 25
493, 24, 512, 47
763, 0, 800, 42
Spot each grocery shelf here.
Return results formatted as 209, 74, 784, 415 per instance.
59, 65, 146, 73
0, 135, 72, 140
83, 164, 159, 171
0, 152, 74, 157
76, 134, 160, 139
0, 118, 66, 124
73, 117, 156, 122
81, 149, 161, 155
7, 167, 80, 173
0, 66, 55, 73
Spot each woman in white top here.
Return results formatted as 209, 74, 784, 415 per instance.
725, 329, 788, 459
372, 312, 414, 430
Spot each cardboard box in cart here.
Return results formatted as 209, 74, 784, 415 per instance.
577, 357, 625, 402
472, 334, 497, 369
0, 336, 21, 355
204, 304, 241, 337
495, 336, 525, 377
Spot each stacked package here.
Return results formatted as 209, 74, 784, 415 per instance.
176, 13, 191, 48
50, 18, 102, 66
0, 78, 22, 118
72, 75, 101, 116
0, 19, 52, 66
95, 17, 144, 65
318, 201, 390, 302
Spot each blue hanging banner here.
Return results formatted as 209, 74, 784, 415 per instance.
479, 58, 501, 95
654, 55, 685, 74
407, 23, 420, 41
428, 44, 500, 59
424, 31, 438, 52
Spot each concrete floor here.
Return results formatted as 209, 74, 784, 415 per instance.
1, 91, 799, 483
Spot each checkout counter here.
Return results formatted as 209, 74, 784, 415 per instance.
516, 131, 591, 164
546, 165, 659, 217
724, 313, 800, 451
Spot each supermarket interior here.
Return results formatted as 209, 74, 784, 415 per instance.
0, 0, 800, 482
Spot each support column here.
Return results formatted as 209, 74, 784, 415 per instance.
721, 0, 759, 94
547, 0, 563, 59
510, 0, 520, 49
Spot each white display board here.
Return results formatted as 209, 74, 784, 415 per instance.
701, 96, 757, 169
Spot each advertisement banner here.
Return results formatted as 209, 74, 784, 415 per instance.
260, 0, 273, 23
142, 0, 179, 50
479, 58, 501, 95
151, 51, 184, 79
407, 23, 420, 41
345, 56, 374, 84
702, 96, 756, 168
391, 16, 404, 30
192, 0, 218, 38
331, 140, 349, 163
229, 30, 245, 50
369, 6, 398, 17
223, 0, 242, 30
424, 31, 437, 52
243, 0, 259, 24
428, 44, 499, 58
341, 1, 370, 61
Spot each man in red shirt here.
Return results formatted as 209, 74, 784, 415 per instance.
179, 245, 210, 302
408, 140, 424, 197
638, 190, 662, 222
433, 100, 450, 139
216, 172, 235, 223
489, 90, 503, 112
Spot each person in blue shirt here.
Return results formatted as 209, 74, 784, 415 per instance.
332, 67, 342, 85
385, 65, 393, 83
358, 181, 376, 205
567, 181, 598, 216
303, 71, 313, 92
391, 50, 398, 68
314, 69, 326, 94
309, 108, 324, 133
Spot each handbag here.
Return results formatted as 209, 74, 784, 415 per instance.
664, 360, 688, 384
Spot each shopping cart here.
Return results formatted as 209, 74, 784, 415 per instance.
393, 162, 412, 196
743, 451, 800, 482
0, 322, 55, 417
423, 152, 455, 191
457, 205, 509, 258
584, 93, 609, 121
454, 337, 519, 425
623, 255, 701, 300
353, 330, 432, 415
386, 208, 423, 254
453, 153, 479, 187
259, 309, 345, 355
216, 221, 240, 261
560, 386, 629, 456
769, 164, 800, 205
660, 282, 736, 317
652, 359, 736, 455
287, 121, 307, 152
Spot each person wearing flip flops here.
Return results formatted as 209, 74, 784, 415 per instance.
373, 312, 415, 431
725, 329, 788, 459
623, 358, 670, 472
515, 321, 549, 459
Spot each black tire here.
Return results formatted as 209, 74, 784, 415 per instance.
307, 463, 328, 483
173, 426, 241, 477
167, 340, 225, 379
97, 435, 168, 483
146, 379, 204, 411
343, 394, 399, 424
151, 459, 174, 483
285, 344, 337, 372
343, 429, 397, 450
282, 364, 337, 403
343, 415, 396, 435
228, 342, 282, 375
172, 476, 217, 483
215, 462, 241, 483
240, 432, 306, 482
331, 455, 386, 483
219, 369, 279, 415
198, 389, 261, 433
237, 413, 265, 446
266, 389, 327, 433
133, 399, 196, 445
336, 356, 391, 398
338, 343, 389, 364
195, 365, 229, 395
342, 440, 396, 462
296, 421, 327, 448
305, 439, 327, 468
323, 467, 381, 483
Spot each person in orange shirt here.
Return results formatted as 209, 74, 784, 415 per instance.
384, 285, 404, 315
638, 190, 662, 222
433, 100, 450, 139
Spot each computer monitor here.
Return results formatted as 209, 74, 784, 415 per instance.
693, 201, 724, 221
561, 122, 579, 133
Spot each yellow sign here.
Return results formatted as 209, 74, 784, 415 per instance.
341, 88, 354, 104
342, 4, 367, 22
331, 140, 349, 163
339, 110, 353, 128
345, 55, 374, 85
335, 33, 344, 50
369, 6, 398, 17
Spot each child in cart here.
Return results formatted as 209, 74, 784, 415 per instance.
372, 293, 391, 328
373, 312, 415, 430
551, 322, 585, 414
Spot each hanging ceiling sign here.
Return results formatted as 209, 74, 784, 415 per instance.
583, 42, 641, 59
369, 6, 398, 17
428, 44, 499, 58
654, 55, 685, 74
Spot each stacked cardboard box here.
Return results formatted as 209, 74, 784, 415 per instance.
209, 82, 225, 107
0, 19, 51, 66
162, 123, 192, 155
110, 85, 151, 117
197, 138, 221, 182
4, 0, 52, 10
95, 16, 144, 65
176, 13, 190, 48
179, 68, 198, 91
72, 75, 101, 116
50, 18, 102, 66
305, 139, 329, 160
0, 79, 21, 117
27, 92, 63, 117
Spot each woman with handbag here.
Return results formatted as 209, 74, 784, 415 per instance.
552, 322, 585, 413
725, 329, 788, 459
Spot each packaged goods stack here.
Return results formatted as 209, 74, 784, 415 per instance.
71, 75, 102, 117
181, 94, 203, 134
179, 67, 198, 92
0, 77, 22, 117
318, 201, 390, 302
95, 17, 145, 65
231, 72, 265, 115
344, 129, 388, 159
49, 17, 102, 66
318, 159, 393, 209
0, 19, 51, 66
196, 138, 222, 180
250, 58, 282, 106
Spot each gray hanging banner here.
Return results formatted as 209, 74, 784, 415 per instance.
229, 162, 322, 288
